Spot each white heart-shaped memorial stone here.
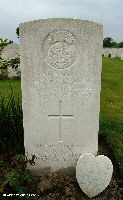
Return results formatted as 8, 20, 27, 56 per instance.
76, 153, 113, 198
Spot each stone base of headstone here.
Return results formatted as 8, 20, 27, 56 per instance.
26, 144, 98, 175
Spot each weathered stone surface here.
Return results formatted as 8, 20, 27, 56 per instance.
76, 153, 113, 198
1, 43, 19, 60
20, 18, 103, 174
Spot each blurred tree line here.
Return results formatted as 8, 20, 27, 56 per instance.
103, 37, 123, 48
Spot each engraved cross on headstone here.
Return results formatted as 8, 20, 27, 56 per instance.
48, 101, 74, 142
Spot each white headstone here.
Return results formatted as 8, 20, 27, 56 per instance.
121, 54, 123, 60
103, 48, 110, 57
7, 66, 18, 78
111, 48, 117, 58
117, 48, 123, 58
1, 43, 20, 78
20, 18, 103, 174
1, 43, 19, 60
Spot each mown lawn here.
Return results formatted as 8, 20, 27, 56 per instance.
0, 57, 123, 172
100, 57, 123, 172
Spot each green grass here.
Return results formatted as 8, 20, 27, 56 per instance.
0, 57, 123, 172
0, 80, 21, 104
100, 57, 123, 172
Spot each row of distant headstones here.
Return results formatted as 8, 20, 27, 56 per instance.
0, 44, 123, 78
2, 44, 123, 61
103, 48, 123, 59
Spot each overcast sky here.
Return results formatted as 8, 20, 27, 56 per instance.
0, 0, 123, 43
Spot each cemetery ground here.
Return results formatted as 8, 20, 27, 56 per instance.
0, 57, 123, 199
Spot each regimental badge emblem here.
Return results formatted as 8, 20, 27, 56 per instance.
43, 30, 79, 69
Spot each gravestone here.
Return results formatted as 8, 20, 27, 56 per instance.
117, 48, 123, 59
121, 54, 123, 60
1, 43, 19, 60
1, 43, 20, 78
111, 48, 117, 58
20, 18, 103, 175
103, 48, 110, 57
